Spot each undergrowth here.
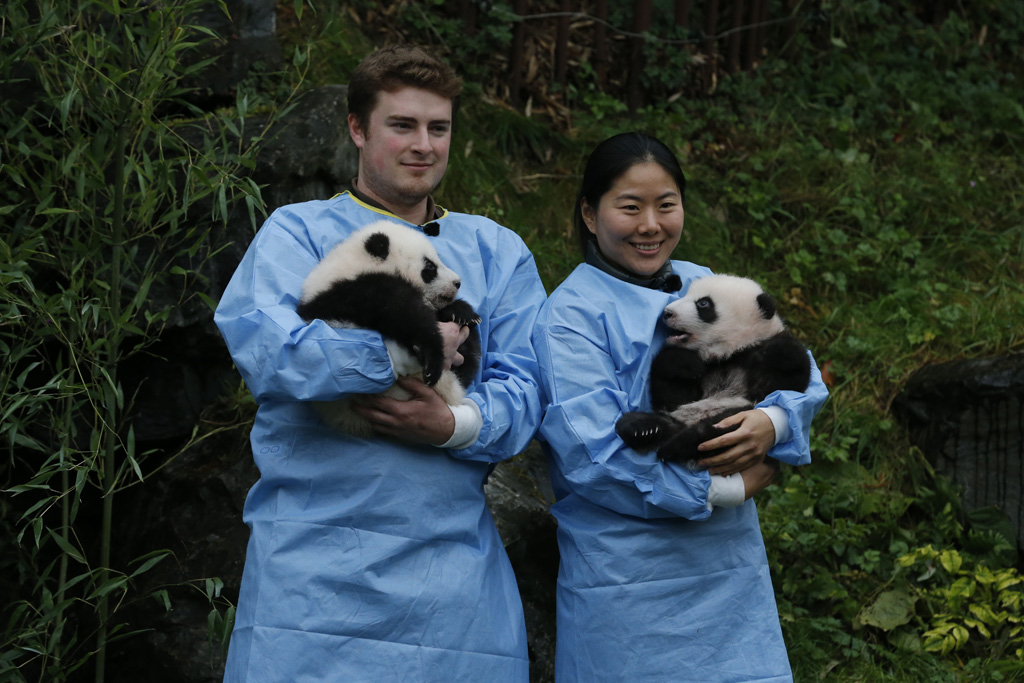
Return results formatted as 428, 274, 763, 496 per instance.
417, 1, 1024, 679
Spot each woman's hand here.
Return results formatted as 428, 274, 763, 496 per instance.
739, 459, 780, 499
695, 409, 776, 476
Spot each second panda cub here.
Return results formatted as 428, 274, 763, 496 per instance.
616, 274, 811, 464
296, 220, 481, 437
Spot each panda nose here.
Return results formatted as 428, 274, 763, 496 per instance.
454, 279, 461, 290
663, 309, 674, 323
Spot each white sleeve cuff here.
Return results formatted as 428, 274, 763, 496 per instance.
758, 405, 790, 446
707, 472, 746, 510
440, 398, 483, 450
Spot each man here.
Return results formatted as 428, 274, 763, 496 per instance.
214, 46, 545, 682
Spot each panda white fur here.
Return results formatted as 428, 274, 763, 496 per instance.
616, 274, 810, 463
295, 220, 481, 437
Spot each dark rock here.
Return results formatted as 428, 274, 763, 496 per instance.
183, 0, 283, 108
485, 442, 558, 683
896, 353, 1024, 553
120, 325, 240, 442
107, 409, 256, 683
157, 83, 358, 330
245, 84, 358, 214
122, 84, 359, 441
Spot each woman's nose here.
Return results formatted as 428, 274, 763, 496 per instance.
637, 208, 659, 233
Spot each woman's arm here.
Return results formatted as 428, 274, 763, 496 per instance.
695, 350, 829, 474
536, 317, 713, 521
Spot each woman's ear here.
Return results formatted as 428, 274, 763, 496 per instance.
581, 200, 597, 235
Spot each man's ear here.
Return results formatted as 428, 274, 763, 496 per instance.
348, 113, 366, 149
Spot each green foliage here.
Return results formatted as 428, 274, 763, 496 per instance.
897, 546, 1024, 663
437, 0, 1023, 679
0, 1, 286, 680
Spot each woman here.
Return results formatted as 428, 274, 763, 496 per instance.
533, 132, 828, 682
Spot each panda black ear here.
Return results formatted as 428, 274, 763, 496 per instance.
364, 232, 390, 261
756, 292, 776, 320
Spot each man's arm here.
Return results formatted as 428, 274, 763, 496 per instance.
214, 210, 397, 404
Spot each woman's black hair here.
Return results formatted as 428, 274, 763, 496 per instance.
573, 132, 687, 256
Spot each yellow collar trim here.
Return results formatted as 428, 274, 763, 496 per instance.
332, 190, 449, 225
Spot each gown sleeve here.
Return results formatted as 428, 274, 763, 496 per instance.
758, 348, 829, 465
213, 209, 395, 404
535, 299, 713, 521
448, 236, 547, 464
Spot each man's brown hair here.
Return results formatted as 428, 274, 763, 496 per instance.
347, 45, 463, 128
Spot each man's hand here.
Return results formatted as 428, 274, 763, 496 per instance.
695, 409, 776, 476
439, 321, 470, 370
353, 376, 456, 446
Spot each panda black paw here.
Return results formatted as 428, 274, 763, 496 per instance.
412, 344, 443, 387
651, 346, 705, 381
615, 412, 675, 452
656, 419, 740, 462
438, 300, 481, 328
655, 434, 705, 463
421, 364, 442, 387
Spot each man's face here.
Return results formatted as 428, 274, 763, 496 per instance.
349, 87, 453, 216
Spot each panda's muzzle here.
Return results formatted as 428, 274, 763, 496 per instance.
661, 308, 694, 345
665, 332, 693, 346
429, 280, 460, 310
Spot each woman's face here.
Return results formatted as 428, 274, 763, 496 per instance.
582, 162, 684, 278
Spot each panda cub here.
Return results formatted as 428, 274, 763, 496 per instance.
296, 220, 481, 437
616, 274, 811, 463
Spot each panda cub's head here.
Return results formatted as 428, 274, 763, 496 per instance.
302, 220, 461, 309
662, 274, 785, 360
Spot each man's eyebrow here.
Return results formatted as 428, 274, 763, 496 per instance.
384, 114, 451, 126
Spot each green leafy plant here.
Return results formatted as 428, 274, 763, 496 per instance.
0, 1, 287, 680
897, 546, 1024, 663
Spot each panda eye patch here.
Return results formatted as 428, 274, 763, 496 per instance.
695, 296, 717, 323
421, 258, 438, 283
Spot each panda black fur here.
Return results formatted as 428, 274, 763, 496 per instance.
295, 220, 481, 437
616, 274, 810, 463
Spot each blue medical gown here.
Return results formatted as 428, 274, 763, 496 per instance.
214, 193, 546, 682
533, 262, 828, 682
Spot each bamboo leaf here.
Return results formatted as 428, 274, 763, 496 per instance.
47, 529, 86, 564
130, 550, 171, 578
87, 575, 129, 601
